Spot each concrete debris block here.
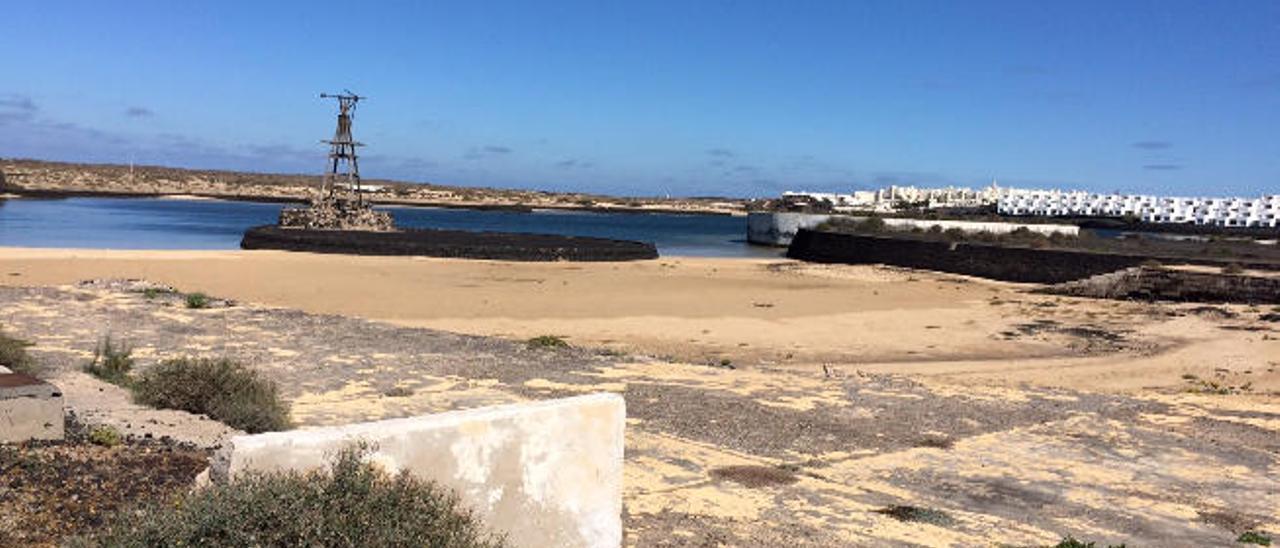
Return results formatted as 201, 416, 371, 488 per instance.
0, 373, 65, 442
747, 211, 832, 246
212, 393, 625, 548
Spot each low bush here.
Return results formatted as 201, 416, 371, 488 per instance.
1238, 531, 1272, 546
1054, 537, 1127, 548
132, 358, 291, 433
83, 336, 134, 386
1047, 230, 1076, 245
184, 292, 210, 309
873, 505, 955, 527
0, 327, 38, 376
859, 216, 888, 233
78, 444, 505, 547
526, 335, 569, 349
383, 386, 415, 398
138, 287, 176, 300
87, 425, 123, 447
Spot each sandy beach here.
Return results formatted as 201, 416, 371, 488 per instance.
3, 247, 1277, 393
3, 247, 1279, 545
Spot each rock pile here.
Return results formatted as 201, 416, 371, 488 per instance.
278, 196, 394, 231
1043, 266, 1280, 304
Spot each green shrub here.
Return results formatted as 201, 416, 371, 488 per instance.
968, 230, 1000, 243
383, 386, 415, 398
79, 444, 505, 547
1054, 536, 1127, 548
526, 335, 569, 349
858, 217, 888, 233
1238, 531, 1272, 546
1047, 231, 1076, 245
87, 425, 123, 447
83, 336, 134, 386
0, 327, 38, 376
132, 358, 291, 433
873, 505, 955, 527
138, 287, 176, 300
184, 292, 210, 309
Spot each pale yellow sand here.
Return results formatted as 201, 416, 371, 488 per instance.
5, 247, 1279, 545
2, 247, 1277, 394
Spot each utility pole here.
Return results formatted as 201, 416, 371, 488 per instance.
319, 91, 366, 205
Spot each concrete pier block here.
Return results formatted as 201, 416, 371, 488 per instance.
0, 373, 65, 442
212, 393, 625, 548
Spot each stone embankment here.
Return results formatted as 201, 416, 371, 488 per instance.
786, 229, 1145, 283
241, 225, 659, 261
278, 196, 395, 231
1043, 267, 1280, 304
786, 229, 1280, 284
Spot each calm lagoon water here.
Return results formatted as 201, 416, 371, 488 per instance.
0, 197, 777, 258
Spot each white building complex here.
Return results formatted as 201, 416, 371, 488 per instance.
998, 190, 1280, 228
781, 183, 1280, 228
783, 183, 1004, 213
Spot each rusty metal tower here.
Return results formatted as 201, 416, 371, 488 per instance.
319, 91, 366, 204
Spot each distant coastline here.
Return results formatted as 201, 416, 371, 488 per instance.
0, 158, 745, 217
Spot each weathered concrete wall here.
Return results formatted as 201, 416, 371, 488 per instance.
747, 212, 832, 246
1043, 267, 1280, 304
212, 393, 625, 548
0, 373, 65, 442
748, 211, 1078, 246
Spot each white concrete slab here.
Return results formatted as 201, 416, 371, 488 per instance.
212, 393, 624, 548
0, 373, 65, 442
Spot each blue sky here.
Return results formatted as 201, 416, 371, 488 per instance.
2, 1, 1277, 197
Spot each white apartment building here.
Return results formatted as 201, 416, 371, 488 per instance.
998, 190, 1280, 228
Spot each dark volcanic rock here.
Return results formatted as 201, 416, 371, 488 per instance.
787, 229, 1280, 284
240, 225, 658, 261
1045, 267, 1280, 304
786, 229, 1146, 283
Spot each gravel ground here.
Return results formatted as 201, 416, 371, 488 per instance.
2, 280, 1277, 546
0, 417, 209, 547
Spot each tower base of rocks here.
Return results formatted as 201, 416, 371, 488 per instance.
278, 195, 394, 231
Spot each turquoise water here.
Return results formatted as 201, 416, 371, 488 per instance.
0, 197, 776, 257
